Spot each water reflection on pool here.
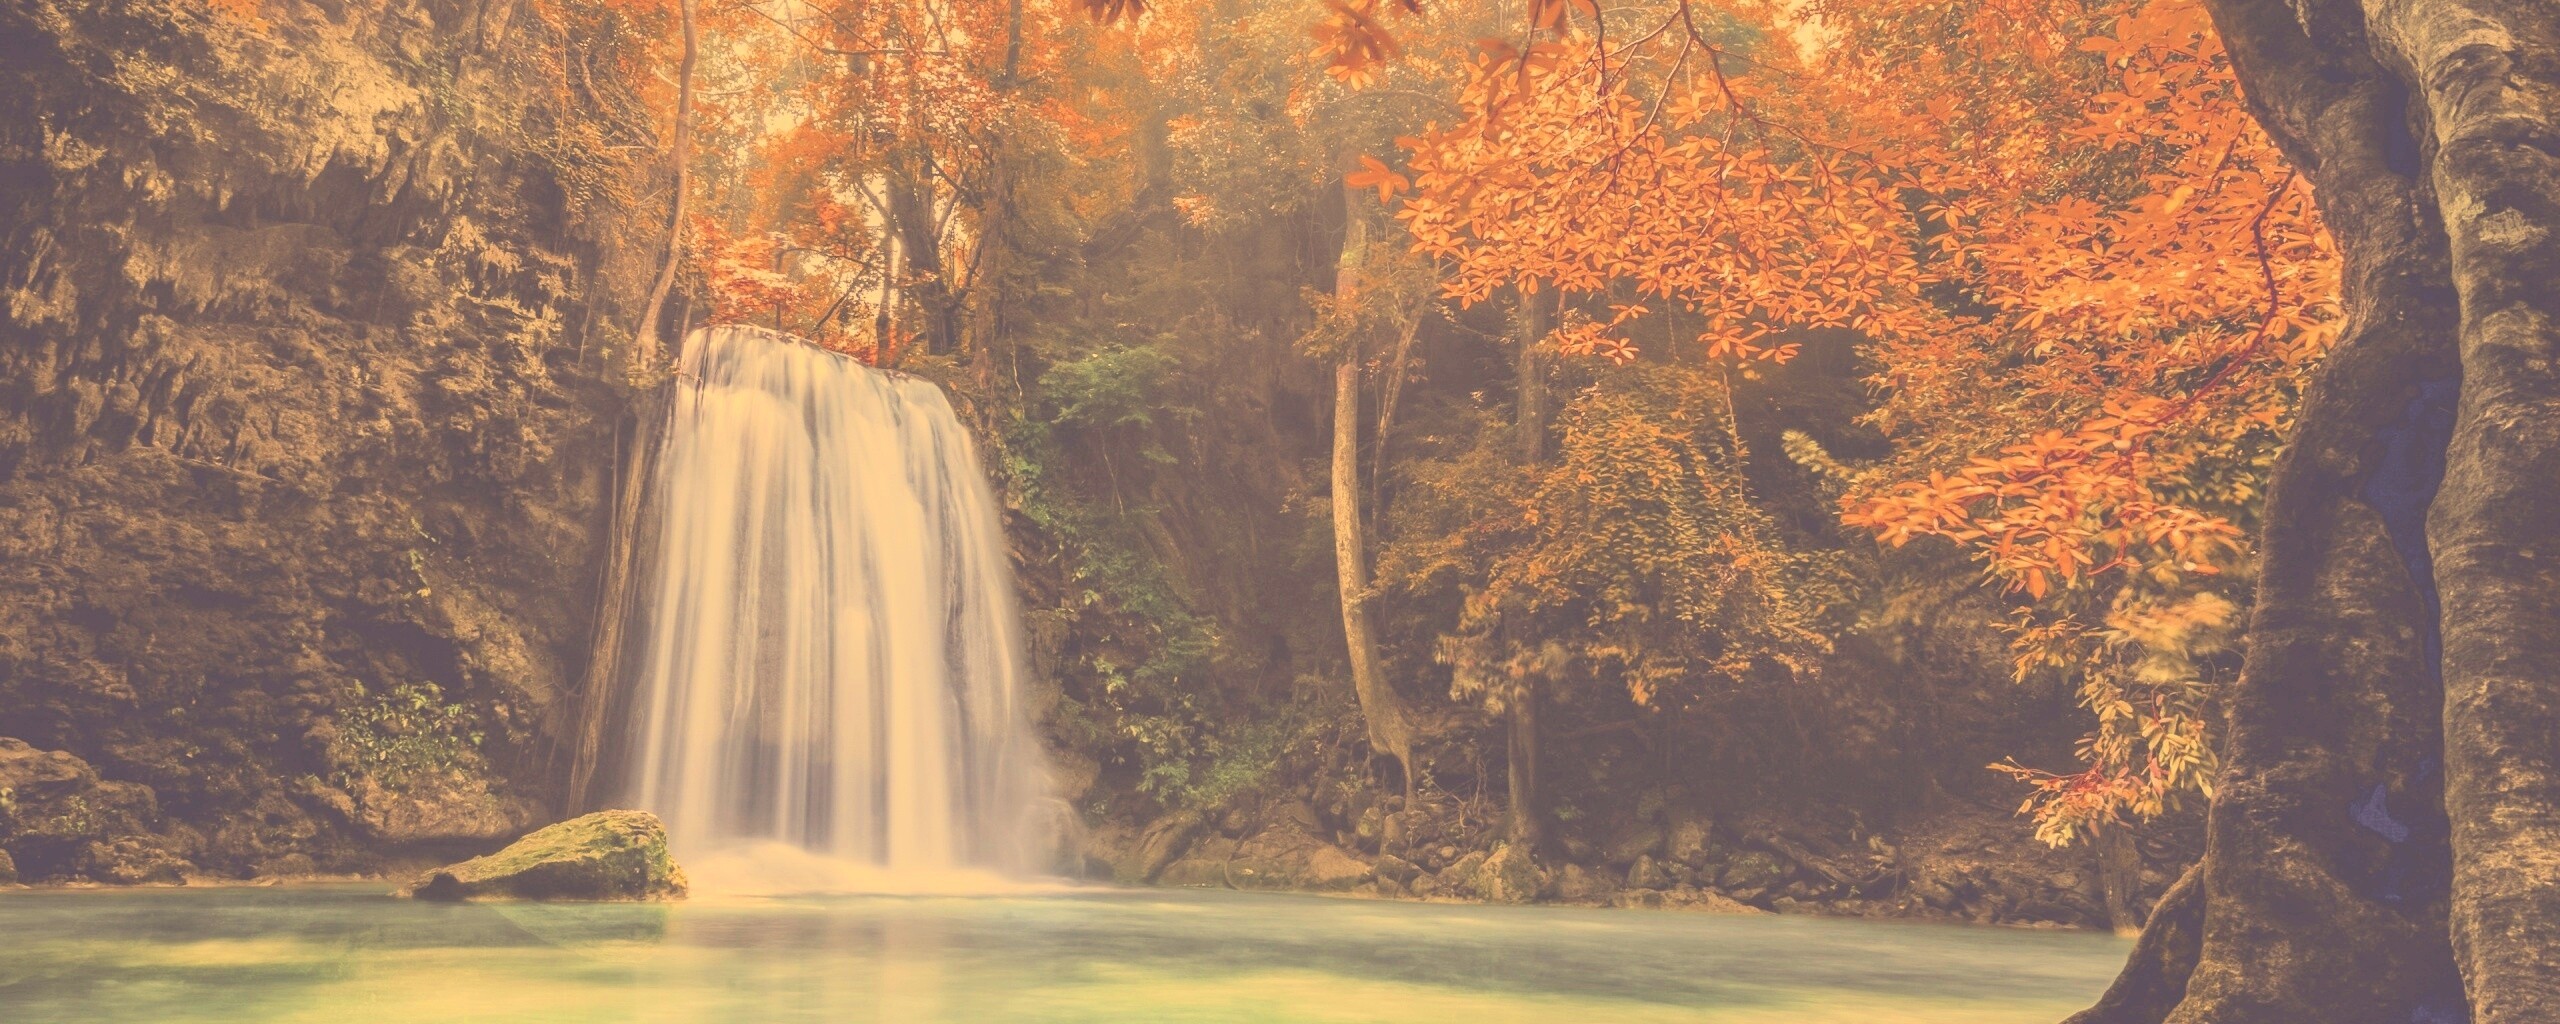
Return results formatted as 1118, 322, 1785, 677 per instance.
0, 883, 2126, 1023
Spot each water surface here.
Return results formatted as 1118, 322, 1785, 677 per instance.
0, 884, 2126, 1023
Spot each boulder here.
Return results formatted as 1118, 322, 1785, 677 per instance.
1554, 862, 1617, 902
1626, 853, 1673, 890
1155, 836, 1243, 887
1354, 806, 1385, 848
1476, 843, 1539, 904
1218, 825, 1373, 892
1602, 822, 1666, 866
0, 737, 178, 881
399, 810, 686, 901
77, 836, 191, 884
0, 738, 157, 841
1381, 811, 1412, 850
1719, 850, 1792, 897
1438, 850, 1488, 897
1666, 811, 1717, 869
1117, 811, 1204, 883
1300, 843, 1375, 890
1373, 852, 1422, 885
1664, 885, 1766, 915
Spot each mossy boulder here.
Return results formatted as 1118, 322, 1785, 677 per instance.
1438, 850, 1489, 897
1718, 850, 1792, 898
1626, 853, 1674, 890
398, 810, 686, 901
1477, 843, 1539, 904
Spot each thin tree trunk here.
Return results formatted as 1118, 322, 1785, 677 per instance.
633, 0, 697, 371
1506, 672, 1541, 847
566, 388, 670, 811
1506, 291, 1549, 848
1336, 356, 1416, 804
1369, 303, 1424, 501
889, 159, 961, 357
2096, 825, 2144, 936
875, 226, 899, 364
1330, 187, 1418, 805
1515, 292, 1548, 464
969, 0, 1026, 406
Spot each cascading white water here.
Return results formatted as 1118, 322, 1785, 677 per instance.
616, 325, 1049, 889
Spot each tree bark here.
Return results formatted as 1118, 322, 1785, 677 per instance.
2096, 825, 2145, 936
1330, 190, 1418, 805
2074, 1, 2560, 1020
1336, 356, 1417, 804
2371, 4, 2560, 1020
887, 158, 962, 357
1515, 292, 1548, 464
632, 0, 696, 371
2063, 865, 2207, 1024
1506, 292, 1549, 847
565, 389, 669, 811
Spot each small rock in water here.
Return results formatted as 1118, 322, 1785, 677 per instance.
398, 810, 687, 902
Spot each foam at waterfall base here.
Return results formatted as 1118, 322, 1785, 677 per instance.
681, 841, 1073, 898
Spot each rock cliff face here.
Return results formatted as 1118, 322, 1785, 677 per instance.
0, 0, 659, 880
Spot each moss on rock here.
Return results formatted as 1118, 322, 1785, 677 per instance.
1477, 843, 1539, 904
398, 810, 686, 902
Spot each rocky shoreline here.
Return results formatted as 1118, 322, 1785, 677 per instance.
1081, 792, 2182, 931
7, 725, 2177, 932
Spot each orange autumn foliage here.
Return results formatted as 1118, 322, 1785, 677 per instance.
1341, 0, 2332, 841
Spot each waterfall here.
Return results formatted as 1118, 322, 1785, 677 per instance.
611, 326, 1050, 889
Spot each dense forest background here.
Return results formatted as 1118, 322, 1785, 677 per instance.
0, 0, 2298, 937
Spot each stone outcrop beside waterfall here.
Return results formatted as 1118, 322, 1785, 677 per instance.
0, 0, 658, 881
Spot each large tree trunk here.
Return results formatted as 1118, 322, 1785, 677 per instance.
1329, 191, 1418, 804
2384, 7, 2560, 1022
2073, 2, 2560, 1021
632, 0, 696, 371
